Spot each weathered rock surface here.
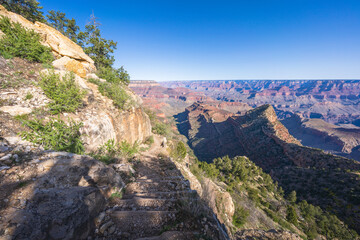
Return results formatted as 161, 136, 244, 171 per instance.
0, 106, 32, 116
0, 57, 152, 152
0, 4, 96, 75
0, 138, 124, 240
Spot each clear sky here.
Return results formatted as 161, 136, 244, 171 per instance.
42, 0, 360, 81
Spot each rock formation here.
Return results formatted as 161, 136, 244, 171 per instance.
0, 137, 124, 239
178, 102, 360, 233
282, 114, 360, 161
162, 80, 360, 125
0, 5, 96, 76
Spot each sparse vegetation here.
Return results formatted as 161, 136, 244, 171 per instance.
19, 117, 84, 154
88, 78, 131, 110
98, 66, 130, 85
39, 71, 86, 114
152, 122, 170, 136
170, 141, 187, 161
0, 17, 53, 63
189, 155, 358, 239
144, 135, 154, 146
232, 207, 250, 228
91, 139, 139, 164
25, 92, 34, 100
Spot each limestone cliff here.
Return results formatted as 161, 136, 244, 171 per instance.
0, 4, 152, 150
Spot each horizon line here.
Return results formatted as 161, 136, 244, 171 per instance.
131, 79, 360, 82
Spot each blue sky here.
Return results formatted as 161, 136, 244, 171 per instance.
42, 0, 360, 81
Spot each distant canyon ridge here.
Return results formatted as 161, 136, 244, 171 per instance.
130, 79, 360, 161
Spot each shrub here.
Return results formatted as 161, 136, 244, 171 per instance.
25, 92, 33, 100
232, 206, 249, 228
118, 140, 139, 158
39, 71, 86, 114
20, 117, 84, 154
152, 122, 169, 136
144, 135, 154, 145
0, 17, 53, 63
286, 205, 298, 226
171, 141, 187, 161
98, 66, 130, 85
91, 139, 139, 164
89, 78, 130, 110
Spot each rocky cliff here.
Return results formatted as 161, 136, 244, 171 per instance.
0, 4, 152, 150
282, 114, 360, 161
163, 80, 360, 125
178, 102, 360, 234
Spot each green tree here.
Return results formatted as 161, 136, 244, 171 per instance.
65, 18, 80, 43
287, 190, 297, 204
78, 13, 117, 69
173, 141, 187, 160
0, 0, 45, 22
46, 10, 66, 34
286, 205, 298, 225
46, 10, 80, 43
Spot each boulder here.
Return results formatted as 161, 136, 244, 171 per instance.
0, 149, 124, 240
0, 106, 32, 116
53, 56, 88, 78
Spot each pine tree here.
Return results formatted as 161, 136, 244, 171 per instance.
46, 10, 80, 43
286, 205, 298, 225
46, 10, 66, 34
287, 190, 297, 204
78, 12, 117, 69
0, 0, 45, 22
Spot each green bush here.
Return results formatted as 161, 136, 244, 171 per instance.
232, 206, 249, 228
171, 141, 187, 161
20, 117, 84, 154
98, 66, 130, 85
144, 135, 154, 145
0, 17, 53, 63
118, 140, 139, 158
89, 78, 130, 110
286, 205, 298, 226
152, 122, 169, 136
91, 139, 139, 164
39, 71, 86, 114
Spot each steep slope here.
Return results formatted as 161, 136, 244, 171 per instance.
282, 114, 360, 161
178, 102, 360, 234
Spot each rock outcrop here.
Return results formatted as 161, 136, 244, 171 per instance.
0, 137, 124, 240
178, 102, 360, 234
0, 56, 152, 152
0, 4, 96, 76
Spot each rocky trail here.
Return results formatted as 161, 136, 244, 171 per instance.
93, 136, 222, 240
